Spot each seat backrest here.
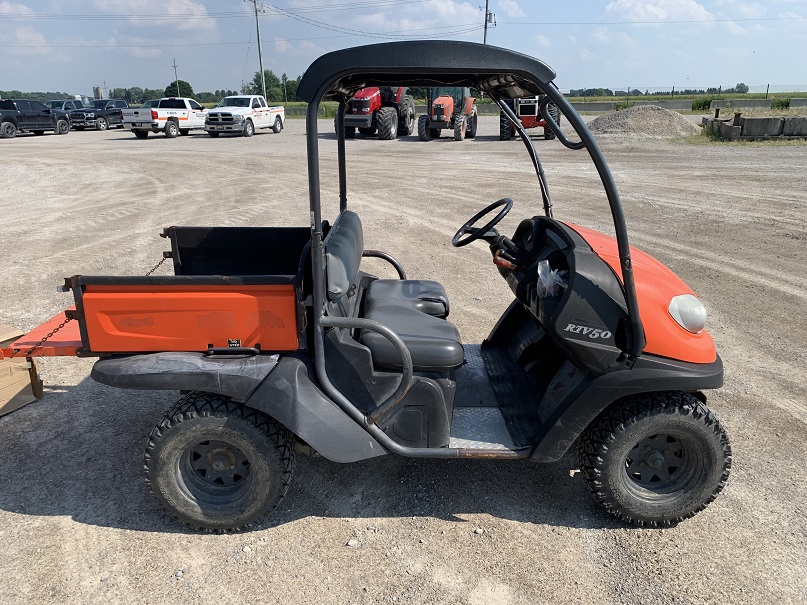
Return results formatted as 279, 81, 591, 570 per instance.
324, 210, 363, 301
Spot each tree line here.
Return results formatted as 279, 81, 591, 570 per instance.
570, 83, 750, 97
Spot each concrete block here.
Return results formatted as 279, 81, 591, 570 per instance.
790, 98, 807, 108
633, 100, 692, 110
718, 122, 741, 141
740, 117, 784, 137
710, 99, 772, 110
783, 116, 807, 136
570, 102, 617, 112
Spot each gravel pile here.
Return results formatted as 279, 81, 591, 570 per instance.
588, 105, 700, 138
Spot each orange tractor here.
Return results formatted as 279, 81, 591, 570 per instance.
417, 86, 478, 141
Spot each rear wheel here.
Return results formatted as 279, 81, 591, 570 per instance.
466, 110, 478, 139
165, 120, 179, 138
544, 101, 560, 140
376, 106, 398, 140
145, 391, 295, 532
208, 131, 220, 138
56, 119, 70, 135
454, 114, 467, 141
1, 121, 17, 138
134, 130, 149, 139
417, 115, 430, 141
578, 391, 731, 526
96, 117, 108, 131
499, 112, 515, 140
397, 95, 415, 135
272, 117, 283, 133
243, 119, 254, 137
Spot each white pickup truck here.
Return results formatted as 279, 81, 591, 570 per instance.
122, 97, 207, 138
205, 95, 285, 137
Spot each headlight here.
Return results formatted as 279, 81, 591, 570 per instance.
233, 115, 244, 122
86, 113, 95, 118
668, 294, 707, 334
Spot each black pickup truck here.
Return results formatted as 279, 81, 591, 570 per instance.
0, 99, 71, 138
68, 99, 129, 131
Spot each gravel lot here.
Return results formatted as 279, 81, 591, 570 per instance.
1, 116, 805, 605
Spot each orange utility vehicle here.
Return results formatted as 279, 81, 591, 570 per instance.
417, 86, 478, 140
2, 41, 731, 532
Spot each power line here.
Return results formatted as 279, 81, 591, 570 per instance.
498, 16, 807, 25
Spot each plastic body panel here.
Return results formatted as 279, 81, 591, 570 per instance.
80, 284, 299, 353
567, 223, 717, 364
244, 355, 387, 463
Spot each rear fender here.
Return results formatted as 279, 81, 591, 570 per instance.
243, 355, 387, 463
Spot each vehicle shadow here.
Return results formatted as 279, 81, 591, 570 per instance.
0, 376, 619, 534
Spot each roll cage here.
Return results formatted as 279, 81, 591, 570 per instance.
297, 41, 645, 455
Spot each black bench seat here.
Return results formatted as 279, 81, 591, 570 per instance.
364, 279, 449, 318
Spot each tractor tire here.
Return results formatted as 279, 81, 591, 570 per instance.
56, 119, 70, 135
208, 131, 220, 138
466, 110, 478, 139
417, 115, 430, 141
499, 112, 515, 140
272, 117, 283, 133
1, 121, 17, 138
577, 391, 731, 527
144, 391, 295, 532
358, 127, 376, 136
397, 95, 415, 136
243, 119, 254, 137
376, 106, 398, 140
345, 127, 356, 139
134, 130, 149, 139
165, 120, 179, 138
544, 101, 561, 140
96, 117, 108, 131
454, 114, 467, 141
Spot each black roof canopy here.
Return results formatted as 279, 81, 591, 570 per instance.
297, 40, 556, 102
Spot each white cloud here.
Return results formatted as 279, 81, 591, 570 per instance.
568, 35, 577, 44
579, 48, 594, 60
0, 1, 32, 15
715, 0, 767, 19
497, 0, 526, 18
10, 24, 49, 56
128, 46, 162, 58
93, 0, 217, 32
535, 34, 551, 48
606, 0, 714, 22
593, 27, 640, 48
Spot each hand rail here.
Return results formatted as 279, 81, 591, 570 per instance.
362, 250, 406, 279
319, 315, 413, 424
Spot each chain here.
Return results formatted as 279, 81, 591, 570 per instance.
146, 256, 168, 276
23, 316, 73, 357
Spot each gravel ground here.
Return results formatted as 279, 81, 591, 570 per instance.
0, 117, 805, 605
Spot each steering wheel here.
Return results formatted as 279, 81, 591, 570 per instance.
451, 198, 513, 247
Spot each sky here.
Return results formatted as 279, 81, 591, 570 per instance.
1, 0, 805, 96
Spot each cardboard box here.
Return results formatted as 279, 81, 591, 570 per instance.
1, 323, 43, 417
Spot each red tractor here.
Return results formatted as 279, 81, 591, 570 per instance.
340, 86, 415, 140
418, 86, 478, 141
500, 95, 561, 140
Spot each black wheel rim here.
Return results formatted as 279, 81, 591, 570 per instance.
622, 432, 704, 497
182, 439, 252, 500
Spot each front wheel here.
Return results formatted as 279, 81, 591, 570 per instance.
417, 114, 430, 141
208, 131, 220, 138
272, 117, 283, 133
145, 392, 295, 531
243, 119, 255, 137
578, 391, 731, 526
376, 106, 397, 140
453, 114, 466, 141
96, 117, 108, 131
56, 119, 70, 135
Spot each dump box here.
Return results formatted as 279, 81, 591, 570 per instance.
0, 226, 311, 360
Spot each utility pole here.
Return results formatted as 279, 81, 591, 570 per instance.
172, 58, 180, 96
246, 0, 266, 99
483, 0, 496, 44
